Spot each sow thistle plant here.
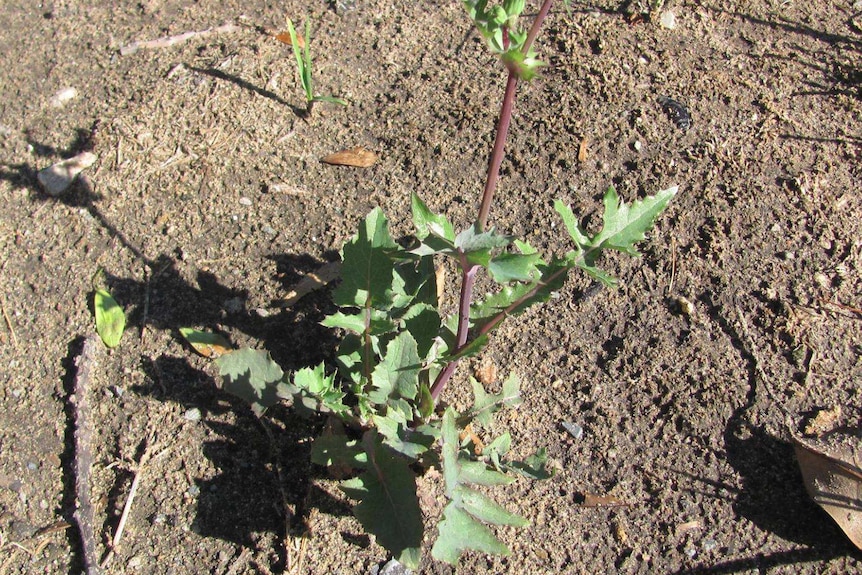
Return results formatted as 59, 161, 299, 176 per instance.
186, 0, 675, 568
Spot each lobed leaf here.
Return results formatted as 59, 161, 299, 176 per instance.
487, 251, 541, 283
332, 208, 399, 308
454, 485, 528, 527
215, 348, 289, 416
467, 373, 523, 428
432, 502, 511, 564
369, 331, 421, 405
411, 193, 455, 241
592, 185, 677, 256
311, 434, 367, 469
293, 363, 349, 415
340, 431, 423, 569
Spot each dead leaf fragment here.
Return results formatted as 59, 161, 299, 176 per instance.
578, 492, 628, 507
578, 136, 589, 163
475, 361, 497, 385
804, 406, 842, 436
792, 428, 862, 550
179, 328, 232, 358
273, 31, 305, 48
321, 146, 378, 168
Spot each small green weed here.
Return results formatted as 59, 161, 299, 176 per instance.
285, 17, 347, 117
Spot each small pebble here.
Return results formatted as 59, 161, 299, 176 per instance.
633, 140, 643, 152
814, 272, 830, 288
49, 87, 78, 108
659, 11, 677, 29
127, 555, 143, 569
187, 485, 200, 497
702, 538, 718, 552
684, 546, 697, 558
37, 151, 97, 196
562, 421, 584, 440
239, 197, 252, 206
183, 407, 202, 422
261, 225, 277, 236
27, 462, 38, 471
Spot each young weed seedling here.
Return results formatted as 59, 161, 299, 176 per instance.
285, 17, 347, 117
185, 0, 675, 568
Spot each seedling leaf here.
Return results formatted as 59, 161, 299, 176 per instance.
94, 289, 125, 348
340, 431, 423, 569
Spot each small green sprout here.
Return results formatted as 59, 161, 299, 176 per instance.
285, 18, 347, 116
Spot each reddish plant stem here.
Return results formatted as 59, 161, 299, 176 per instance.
430, 264, 478, 400
431, 0, 556, 401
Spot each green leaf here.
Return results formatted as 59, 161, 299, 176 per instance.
374, 416, 438, 459
179, 327, 232, 358
467, 373, 522, 427
94, 289, 125, 348
488, 252, 541, 283
509, 447, 554, 480
553, 199, 590, 250
215, 348, 287, 416
440, 408, 461, 495
322, 310, 396, 335
417, 383, 434, 420
369, 331, 421, 405
470, 260, 570, 333
332, 208, 399, 308
459, 461, 515, 486
401, 303, 440, 360
454, 485, 528, 527
340, 431, 423, 569
454, 224, 511, 255
443, 333, 490, 363
432, 503, 510, 564
501, 49, 544, 81
285, 18, 312, 102
592, 185, 677, 255
293, 363, 349, 415
311, 434, 367, 468
411, 193, 455, 241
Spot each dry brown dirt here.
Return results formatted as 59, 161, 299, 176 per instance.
1, 0, 861, 573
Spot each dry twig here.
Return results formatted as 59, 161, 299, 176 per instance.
72, 336, 102, 575
120, 23, 241, 56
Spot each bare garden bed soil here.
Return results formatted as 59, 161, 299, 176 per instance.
1, 0, 861, 573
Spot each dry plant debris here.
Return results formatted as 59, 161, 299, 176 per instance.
792, 419, 862, 550
320, 146, 378, 167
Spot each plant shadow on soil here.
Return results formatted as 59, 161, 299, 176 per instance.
29, 164, 368, 567
670, 294, 861, 574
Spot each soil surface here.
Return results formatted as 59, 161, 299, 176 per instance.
1, 0, 861, 573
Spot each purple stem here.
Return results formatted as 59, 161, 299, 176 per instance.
430, 0, 556, 401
